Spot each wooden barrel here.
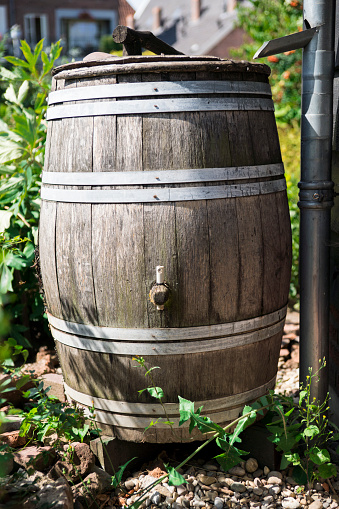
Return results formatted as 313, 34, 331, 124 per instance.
39, 55, 292, 443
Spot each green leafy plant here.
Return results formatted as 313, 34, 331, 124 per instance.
133, 356, 176, 434
127, 357, 337, 508
19, 380, 89, 445
266, 359, 336, 485
0, 39, 62, 344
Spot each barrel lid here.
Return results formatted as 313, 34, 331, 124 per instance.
52, 54, 271, 80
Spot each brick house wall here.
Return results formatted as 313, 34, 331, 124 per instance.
0, 0, 134, 50
207, 27, 246, 59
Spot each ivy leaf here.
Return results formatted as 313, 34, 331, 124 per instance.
164, 463, 187, 486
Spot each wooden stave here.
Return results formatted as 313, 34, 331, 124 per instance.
39, 66, 292, 442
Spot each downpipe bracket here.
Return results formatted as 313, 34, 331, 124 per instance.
298, 180, 334, 209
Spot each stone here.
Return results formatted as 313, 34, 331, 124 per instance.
282, 497, 301, 509
73, 468, 111, 508
269, 485, 281, 495
314, 483, 324, 491
0, 415, 23, 433
214, 497, 224, 509
281, 490, 293, 497
29, 477, 73, 509
266, 477, 283, 485
41, 373, 65, 402
0, 429, 27, 448
54, 442, 95, 483
125, 478, 137, 490
177, 485, 188, 496
267, 471, 283, 480
309, 501, 324, 509
245, 459, 259, 474
150, 491, 162, 505
280, 348, 290, 357
14, 445, 57, 472
253, 488, 263, 496
264, 467, 270, 475
230, 482, 247, 493
286, 477, 298, 486
173, 503, 184, 509
228, 467, 246, 477
193, 501, 205, 508
207, 491, 218, 502
203, 464, 219, 471
198, 475, 217, 485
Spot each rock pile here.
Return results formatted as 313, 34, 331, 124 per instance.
116, 459, 339, 509
275, 310, 299, 397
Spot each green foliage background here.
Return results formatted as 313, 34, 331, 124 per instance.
234, 0, 302, 302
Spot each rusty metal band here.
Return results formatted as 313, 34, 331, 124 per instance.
63, 376, 276, 428
42, 163, 284, 186
41, 179, 286, 203
46, 97, 274, 120
48, 80, 272, 105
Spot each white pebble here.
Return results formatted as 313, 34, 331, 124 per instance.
282, 497, 301, 509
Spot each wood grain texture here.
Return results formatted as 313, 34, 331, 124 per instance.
91, 76, 118, 327
40, 65, 291, 443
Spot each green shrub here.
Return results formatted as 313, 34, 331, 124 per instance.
233, 0, 303, 125
0, 39, 61, 346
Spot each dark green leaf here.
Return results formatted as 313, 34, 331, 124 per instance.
112, 457, 137, 489
189, 413, 224, 435
292, 465, 307, 485
16, 375, 31, 389
318, 463, 337, 479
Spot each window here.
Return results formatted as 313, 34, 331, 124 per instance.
24, 14, 48, 46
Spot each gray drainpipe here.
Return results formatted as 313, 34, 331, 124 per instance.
299, 0, 335, 401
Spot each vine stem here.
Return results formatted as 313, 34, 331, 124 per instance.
129, 402, 273, 509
